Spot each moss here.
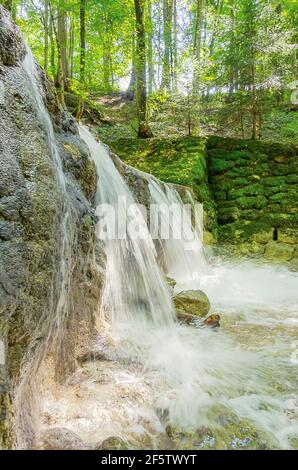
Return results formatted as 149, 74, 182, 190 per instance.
228, 183, 265, 199
286, 174, 298, 184
209, 159, 235, 174
235, 196, 267, 210
262, 176, 286, 187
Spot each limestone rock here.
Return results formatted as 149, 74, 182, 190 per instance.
97, 436, 130, 450
41, 428, 87, 450
0, 5, 26, 65
173, 290, 210, 317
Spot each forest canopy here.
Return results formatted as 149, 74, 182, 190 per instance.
2, 0, 298, 139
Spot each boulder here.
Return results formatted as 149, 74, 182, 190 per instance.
173, 290, 210, 318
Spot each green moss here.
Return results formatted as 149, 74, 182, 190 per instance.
228, 184, 265, 199
262, 176, 286, 187
236, 195, 266, 209
209, 159, 235, 174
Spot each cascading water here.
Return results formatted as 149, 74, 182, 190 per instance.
15, 49, 77, 448
148, 177, 207, 284
66, 125, 298, 450
78, 125, 174, 334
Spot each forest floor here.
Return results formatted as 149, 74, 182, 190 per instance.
81, 93, 298, 146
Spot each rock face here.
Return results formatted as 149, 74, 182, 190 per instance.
39, 428, 87, 450
173, 290, 211, 318
0, 6, 100, 449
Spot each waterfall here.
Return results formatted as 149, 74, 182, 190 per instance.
15, 49, 76, 448
148, 178, 207, 286
78, 126, 174, 331
77, 126, 298, 450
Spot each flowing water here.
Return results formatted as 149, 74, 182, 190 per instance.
39, 125, 297, 450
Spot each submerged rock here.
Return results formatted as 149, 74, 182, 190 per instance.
176, 311, 220, 328
173, 290, 210, 318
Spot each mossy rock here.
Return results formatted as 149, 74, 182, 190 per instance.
262, 176, 286, 187
286, 174, 298, 184
264, 240, 295, 262
218, 207, 240, 225
97, 436, 131, 450
209, 159, 235, 174
235, 195, 267, 210
228, 183, 265, 200
173, 290, 210, 318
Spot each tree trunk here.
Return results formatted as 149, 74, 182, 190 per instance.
147, 0, 154, 94
126, 33, 137, 100
69, 17, 74, 80
56, 6, 69, 91
49, 12, 55, 77
134, 0, 152, 138
44, 1, 49, 73
172, 0, 178, 91
161, 0, 173, 92
79, 0, 86, 83
251, 62, 257, 139
50, 5, 65, 106
193, 0, 204, 93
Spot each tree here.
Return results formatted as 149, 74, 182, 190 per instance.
161, 0, 173, 91
79, 0, 86, 83
56, 5, 69, 91
134, 0, 152, 138
193, 0, 204, 94
3, 1, 13, 13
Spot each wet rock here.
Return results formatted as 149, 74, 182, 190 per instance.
97, 436, 131, 450
264, 240, 294, 262
176, 310, 220, 329
77, 350, 107, 365
0, 7, 99, 448
173, 290, 210, 318
176, 310, 197, 325
166, 277, 176, 290
203, 314, 221, 328
0, 5, 26, 65
41, 427, 87, 450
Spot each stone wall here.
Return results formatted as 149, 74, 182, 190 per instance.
207, 136, 298, 268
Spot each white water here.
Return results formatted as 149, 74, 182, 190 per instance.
148, 178, 207, 282
69, 125, 298, 450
